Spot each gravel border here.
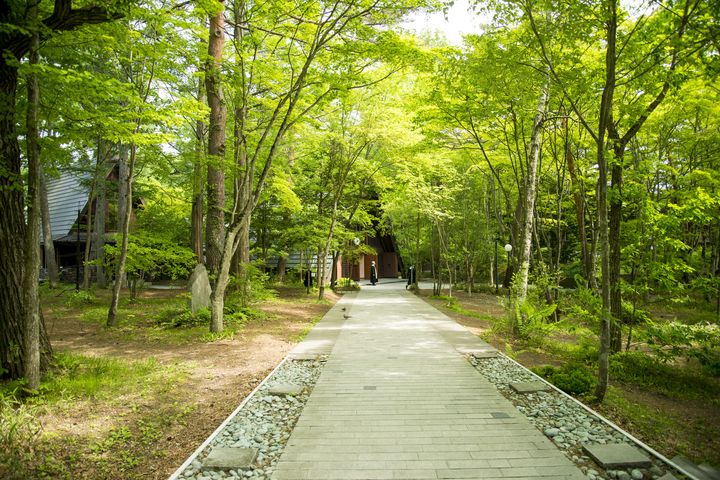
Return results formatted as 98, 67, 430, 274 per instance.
169, 344, 693, 480
470, 354, 687, 480
171, 357, 326, 480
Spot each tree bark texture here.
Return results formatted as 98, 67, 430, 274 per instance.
107, 144, 135, 327
93, 155, 107, 289
23, 22, 42, 389
565, 130, 592, 285
516, 79, 549, 306
39, 166, 59, 288
205, 2, 227, 275
594, 0, 617, 402
0, 0, 119, 380
192, 78, 205, 264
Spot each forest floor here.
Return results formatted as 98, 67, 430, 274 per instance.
417, 288, 720, 469
3, 284, 718, 479
2, 285, 338, 480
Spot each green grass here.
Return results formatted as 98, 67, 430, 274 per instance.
601, 386, 678, 442
1, 352, 191, 479
430, 295, 496, 322
296, 315, 323, 342
19, 352, 187, 405
610, 351, 720, 403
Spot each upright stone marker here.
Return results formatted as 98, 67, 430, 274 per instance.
188, 264, 211, 313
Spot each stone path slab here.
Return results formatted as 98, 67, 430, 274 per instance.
204, 447, 258, 470
268, 383, 303, 396
272, 282, 585, 480
583, 443, 652, 469
510, 381, 552, 394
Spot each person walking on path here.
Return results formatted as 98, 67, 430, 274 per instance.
370, 261, 378, 285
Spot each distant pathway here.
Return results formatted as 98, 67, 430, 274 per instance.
273, 280, 584, 480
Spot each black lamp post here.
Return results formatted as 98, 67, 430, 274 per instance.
494, 238, 499, 294
504, 243, 513, 288
75, 207, 81, 292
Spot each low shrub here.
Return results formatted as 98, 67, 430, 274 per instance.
643, 321, 720, 375
333, 278, 360, 290
609, 351, 720, 400
155, 307, 210, 329
64, 289, 97, 307
532, 363, 597, 396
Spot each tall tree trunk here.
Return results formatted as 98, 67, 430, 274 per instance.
231, 1, 251, 295
191, 78, 205, 264
516, 78, 549, 306
23, 20, 42, 390
565, 128, 591, 285
0, 63, 28, 380
609, 154, 624, 352
0, 0, 117, 381
117, 145, 129, 233
277, 256, 287, 283
82, 190, 95, 290
330, 251, 340, 288
93, 148, 107, 288
594, 0, 617, 402
39, 165, 59, 288
107, 144, 135, 327
205, 2, 227, 275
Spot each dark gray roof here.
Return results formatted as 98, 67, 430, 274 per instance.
45, 170, 89, 241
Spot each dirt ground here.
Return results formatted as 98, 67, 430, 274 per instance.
38, 286, 339, 480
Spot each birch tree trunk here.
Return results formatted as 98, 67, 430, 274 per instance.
516, 79, 549, 306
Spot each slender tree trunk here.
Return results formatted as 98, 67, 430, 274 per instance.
93, 149, 107, 288
107, 144, 135, 327
205, 2, 227, 275
609, 153, 624, 353
191, 78, 205, 264
277, 256, 287, 283
594, 0, 617, 402
117, 146, 129, 233
330, 251, 340, 288
23, 21, 42, 389
516, 79, 549, 305
39, 166, 59, 288
415, 211, 420, 288
566, 136, 591, 284
82, 190, 95, 290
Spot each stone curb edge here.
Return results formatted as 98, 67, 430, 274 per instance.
496, 352, 700, 480
167, 354, 292, 480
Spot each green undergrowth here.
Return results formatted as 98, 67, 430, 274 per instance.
532, 363, 597, 396
4, 352, 188, 405
599, 387, 719, 466
1, 353, 190, 479
610, 351, 720, 402
431, 295, 496, 322
49, 288, 273, 344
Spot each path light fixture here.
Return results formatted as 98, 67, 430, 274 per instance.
494, 238, 500, 294
504, 243, 512, 288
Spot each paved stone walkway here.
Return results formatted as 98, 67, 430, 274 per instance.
273, 281, 585, 480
